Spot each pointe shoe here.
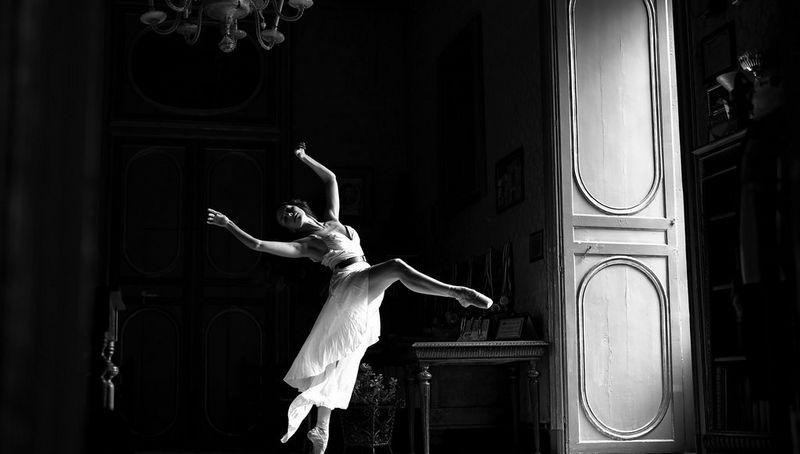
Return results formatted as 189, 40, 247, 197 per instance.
454, 287, 493, 309
307, 426, 328, 454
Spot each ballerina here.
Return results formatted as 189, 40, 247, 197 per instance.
206, 142, 492, 453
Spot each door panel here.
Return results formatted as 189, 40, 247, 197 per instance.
118, 305, 183, 440
576, 255, 671, 440
203, 305, 266, 438
122, 146, 184, 277
205, 148, 268, 278
571, 0, 662, 216
554, 0, 694, 451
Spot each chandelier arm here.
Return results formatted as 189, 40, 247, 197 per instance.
150, 11, 183, 35
184, 5, 203, 45
251, 0, 268, 12
271, 0, 285, 27
273, 5, 304, 22
255, 18, 274, 50
164, 0, 189, 12
265, 0, 302, 22
255, 8, 266, 28
256, 33, 274, 51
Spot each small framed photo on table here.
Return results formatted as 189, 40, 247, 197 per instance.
457, 317, 490, 342
706, 83, 737, 142
494, 315, 526, 340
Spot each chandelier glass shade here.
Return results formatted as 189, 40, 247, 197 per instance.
140, 0, 313, 53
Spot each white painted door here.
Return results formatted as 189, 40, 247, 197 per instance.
552, 0, 695, 452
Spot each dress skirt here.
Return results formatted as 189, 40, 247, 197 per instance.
281, 260, 383, 443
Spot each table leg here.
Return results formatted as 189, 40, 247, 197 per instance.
527, 361, 541, 454
407, 375, 416, 454
509, 365, 520, 451
417, 365, 432, 454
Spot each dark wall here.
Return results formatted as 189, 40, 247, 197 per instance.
404, 0, 548, 326
288, 3, 551, 327
288, 2, 411, 256
290, 0, 550, 322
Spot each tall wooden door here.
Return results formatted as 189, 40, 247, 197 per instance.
551, 0, 695, 451
110, 139, 297, 451
104, 2, 299, 449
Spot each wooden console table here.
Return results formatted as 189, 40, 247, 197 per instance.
407, 340, 549, 454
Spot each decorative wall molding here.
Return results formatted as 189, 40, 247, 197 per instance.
205, 150, 264, 276
122, 147, 183, 277
203, 306, 264, 436
568, 0, 664, 215
119, 307, 182, 438
576, 256, 672, 439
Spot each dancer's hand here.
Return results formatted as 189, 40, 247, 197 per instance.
206, 208, 229, 227
294, 142, 307, 160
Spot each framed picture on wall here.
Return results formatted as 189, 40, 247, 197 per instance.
335, 169, 372, 222
496, 147, 524, 212
701, 22, 737, 83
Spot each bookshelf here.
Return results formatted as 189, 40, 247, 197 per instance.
691, 130, 776, 451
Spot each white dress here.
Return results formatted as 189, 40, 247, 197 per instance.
280, 224, 384, 443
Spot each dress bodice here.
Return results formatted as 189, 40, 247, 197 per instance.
309, 224, 365, 269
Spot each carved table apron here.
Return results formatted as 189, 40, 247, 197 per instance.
408, 340, 549, 454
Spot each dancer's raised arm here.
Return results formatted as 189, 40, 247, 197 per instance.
207, 208, 310, 258
294, 142, 340, 221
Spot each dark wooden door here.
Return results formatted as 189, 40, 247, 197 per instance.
109, 139, 297, 451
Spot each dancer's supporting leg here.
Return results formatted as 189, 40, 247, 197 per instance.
367, 258, 493, 309
307, 406, 331, 454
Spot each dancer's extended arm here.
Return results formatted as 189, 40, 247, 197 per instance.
295, 143, 340, 220
207, 208, 309, 258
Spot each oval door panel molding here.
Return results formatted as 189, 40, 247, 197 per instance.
119, 308, 181, 438
204, 308, 263, 436
569, 0, 663, 215
123, 148, 182, 276
577, 256, 672, 439
206, 151, 264, 276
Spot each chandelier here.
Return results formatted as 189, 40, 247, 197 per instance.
140, 0, 313, 53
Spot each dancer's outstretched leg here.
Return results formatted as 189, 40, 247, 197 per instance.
307, 406, 330, 454
367, 258, 492, 309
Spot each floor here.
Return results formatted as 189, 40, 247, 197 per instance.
135, 427, 534, 454
136, 448, 524, 454
134, 420, 534, 454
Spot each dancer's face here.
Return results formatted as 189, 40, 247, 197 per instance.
276, 204, 305, 231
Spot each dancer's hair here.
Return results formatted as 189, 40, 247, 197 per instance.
278, 199, 319, 223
